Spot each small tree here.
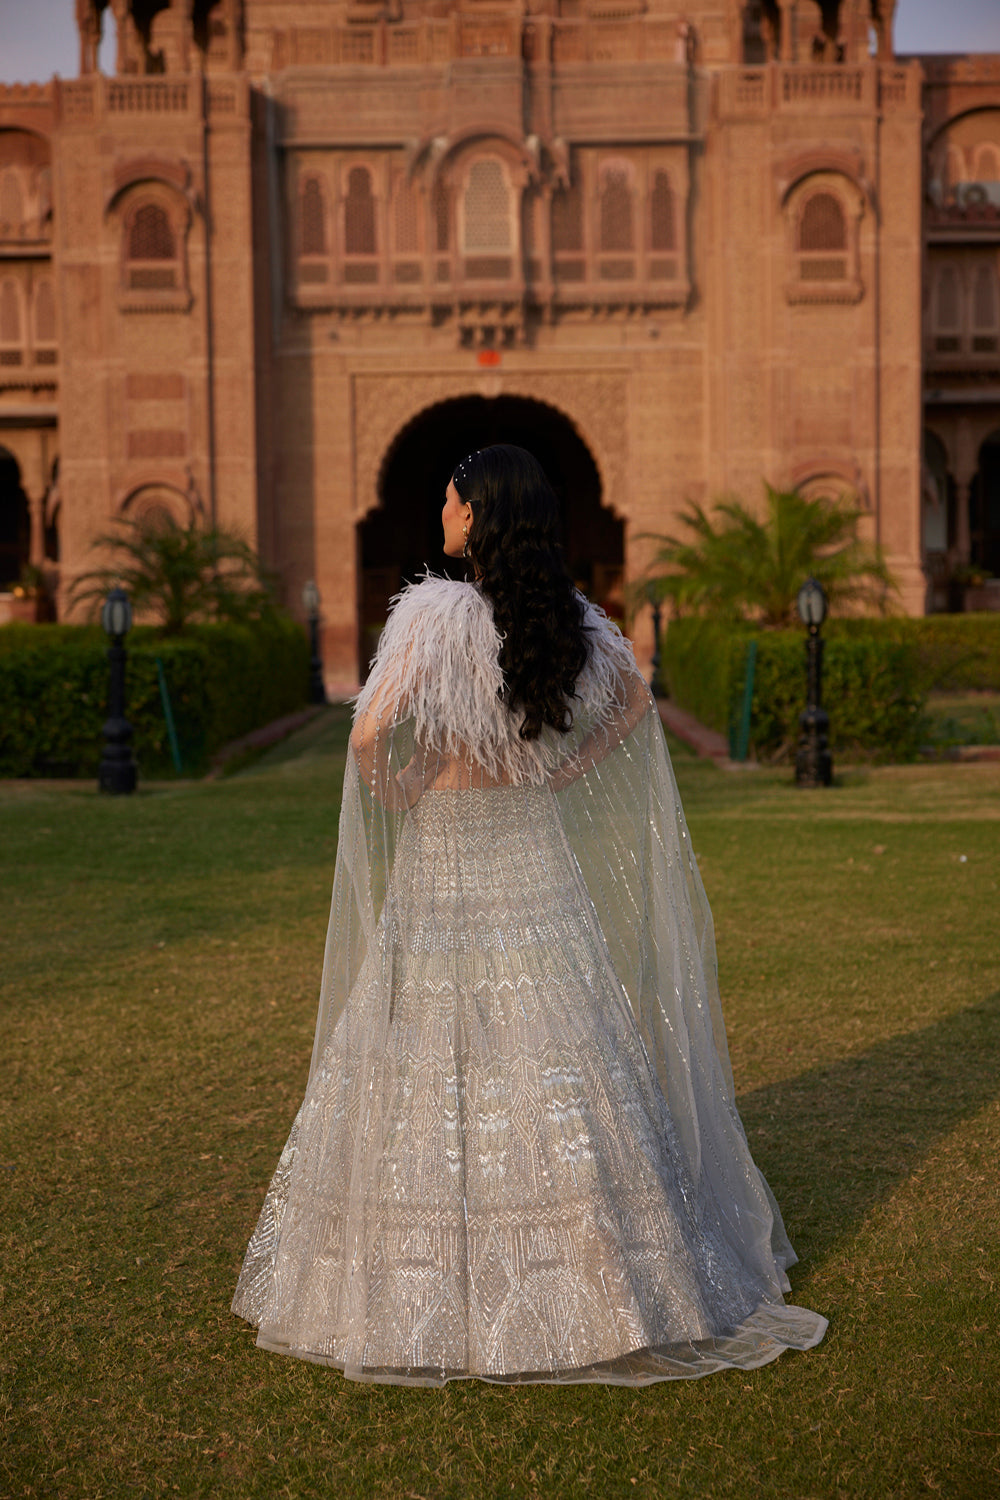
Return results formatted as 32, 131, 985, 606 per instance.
69, 516, 277, 635
639, 484, 895, 628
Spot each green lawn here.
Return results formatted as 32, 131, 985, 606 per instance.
2, 709, 998, 1500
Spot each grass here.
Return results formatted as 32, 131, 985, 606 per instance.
2, 708, 999, 1500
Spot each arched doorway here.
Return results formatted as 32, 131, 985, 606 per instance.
0, 446, 30, 589
971, 428, 1000, 577
358, 395, 624, 678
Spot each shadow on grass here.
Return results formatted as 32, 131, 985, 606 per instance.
737, 988, 1000, 1265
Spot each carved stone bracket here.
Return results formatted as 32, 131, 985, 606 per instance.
351, 368, 629, 521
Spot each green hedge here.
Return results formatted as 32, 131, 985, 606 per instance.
0, 616, 310, 778
828, 614, 1000, 692
661, 617, 929, 763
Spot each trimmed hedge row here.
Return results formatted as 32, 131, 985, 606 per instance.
659, 615, 1000, 762
829, 614, 1000, 692
0, 616, 310, 778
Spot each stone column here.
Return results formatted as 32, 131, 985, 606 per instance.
28, 487, 45, 568
953, 417, 977, 565
777, 0, 796, 63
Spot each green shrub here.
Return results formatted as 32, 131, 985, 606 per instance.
0, 616, 309, 778
662, 618, 925, 763
830, 613, 1000, 692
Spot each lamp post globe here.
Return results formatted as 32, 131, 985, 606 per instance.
98, 587, 138, 795
795, 577, 832, 788
302, 579, 327, 706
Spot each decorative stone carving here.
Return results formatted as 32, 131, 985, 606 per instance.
352, 369, 629, 521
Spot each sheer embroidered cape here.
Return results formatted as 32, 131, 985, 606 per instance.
232, 576, 827, 1384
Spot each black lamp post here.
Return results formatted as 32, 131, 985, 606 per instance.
795, 577, 832, 788
98, 586, 137, 795
302, 579, 327, 705
650, 593, 663, 695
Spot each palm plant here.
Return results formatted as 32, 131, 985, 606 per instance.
639, 484, 895, 628
69, 516, 277, 635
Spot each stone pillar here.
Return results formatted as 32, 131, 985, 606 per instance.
777, 0, 795, 64
76, 0, 100, 74
28, 487, 45, 568
953, 418, 977, 565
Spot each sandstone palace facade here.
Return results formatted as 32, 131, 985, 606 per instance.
1, 1, 999, 683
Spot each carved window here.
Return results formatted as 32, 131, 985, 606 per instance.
344, 167, 376, 254
461, 158, 513, 280
0, 170, 24, 237
0, 279, 23, 366
598, 161, 635, 281
650, 172, 675, 252
971, 263, 999, 353
391, 175, 421, 284
343, 165, 377, 284
551, 178, 584, 283
297, 176, 329, 286
599, 165, 633, 253
649, 169, 678, 281
33, 277, 57, 366
300, 178, 326, 256
125, 202, 179, 290
119, 192, 190, 311
797, 192, 847, 280
785, 178, 862, 303
433, 179, 450, 256
393, 179, 419, 254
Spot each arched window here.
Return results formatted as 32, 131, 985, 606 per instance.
599, 165, 633, 253
33, 277, 57, 365
0, 170, 24, 236
0, 280, 23, 365
972, 262, 999, 353
300, 177, 326, 256
463, 160, 511, 252
798, 192, 846, 249
391, 176, 421, 285
341, 165, 377, 284
796, 191, 847, 280
650, 171, 675, 253
551, 177, 584, 284
393, 178, 419, 255
598, 161, 635, 281
344, 166, 376, 256
296, 176, 328, 288
125, 202, 179, 290
432, 179, 450, 257
552, 181, 582, 254
462, 159, 513, 280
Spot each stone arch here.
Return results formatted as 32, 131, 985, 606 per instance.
352, 370, 628, 530
118, 479, 197, 530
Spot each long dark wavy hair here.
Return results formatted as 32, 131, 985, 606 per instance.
452, 444, 591, 741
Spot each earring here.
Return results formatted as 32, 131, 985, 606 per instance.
462, 523, 470, 559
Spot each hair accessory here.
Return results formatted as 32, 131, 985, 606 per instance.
452, 451, 479, 498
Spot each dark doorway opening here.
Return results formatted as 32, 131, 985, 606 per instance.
0, 447, 30, 589
971, 430, 1000, 578
359, 395, 624, 679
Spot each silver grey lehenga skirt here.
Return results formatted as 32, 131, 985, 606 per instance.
232, 786, 826, 1385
